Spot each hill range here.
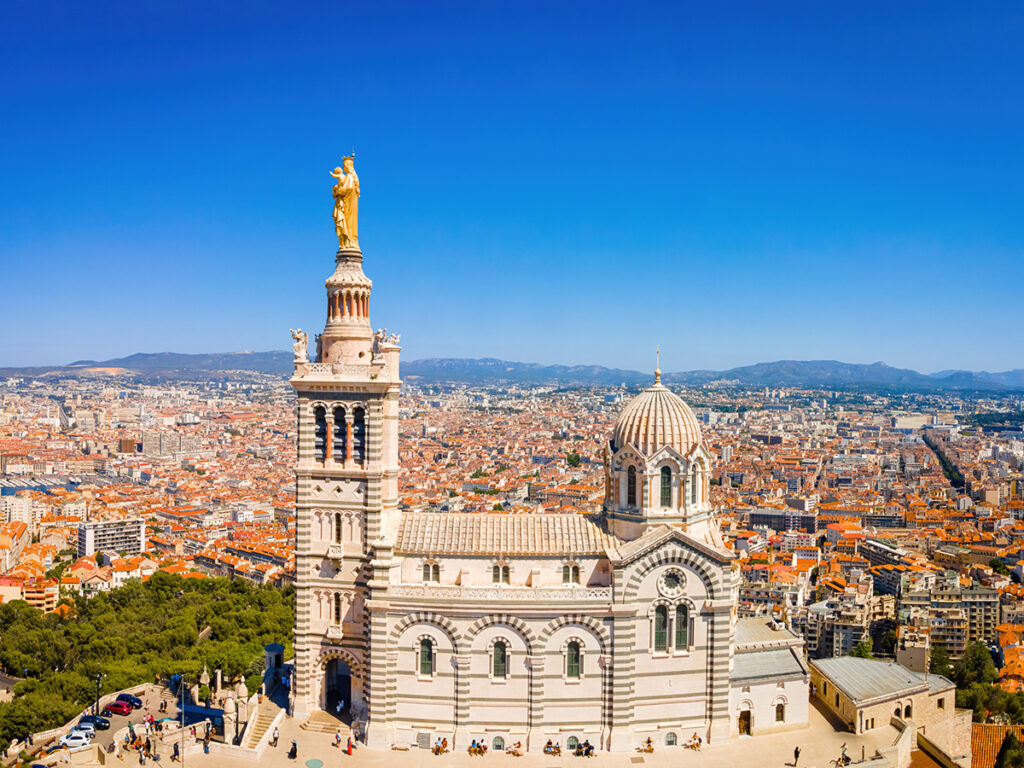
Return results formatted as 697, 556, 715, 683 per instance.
1, 352, 1023, 392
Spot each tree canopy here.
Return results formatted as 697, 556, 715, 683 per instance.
849, 640, 874, 659
0, 572, 293, 752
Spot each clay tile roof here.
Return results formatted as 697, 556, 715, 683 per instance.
972, 724, 1024, 768
395, 512, 620, 556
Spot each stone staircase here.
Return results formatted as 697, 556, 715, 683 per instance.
301, 710, 353, 736
243, 698, 283, 749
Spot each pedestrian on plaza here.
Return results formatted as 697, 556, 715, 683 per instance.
171, 743, 179, 763
346, 736, 354, 756
272, 726, 279, 747
334, 730, 341, 748
794, 746, 800, 766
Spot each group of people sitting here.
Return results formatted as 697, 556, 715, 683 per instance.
432, 738, 449, 755
467, 740, 489, 756
573, 740, 596, 757
505, 741, 524, 757
684, 733, 703, 751
637, 737, 654, 753
543, 740, 562, 756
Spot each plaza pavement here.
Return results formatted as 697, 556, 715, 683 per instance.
158, 702, 911, 768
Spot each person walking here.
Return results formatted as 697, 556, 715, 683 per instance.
272, 726, 279, 747
794, 746, 800, 766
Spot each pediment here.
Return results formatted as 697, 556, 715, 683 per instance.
608, 523, 732, 568
647, 444, 687, 465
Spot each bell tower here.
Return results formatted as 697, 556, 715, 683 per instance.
290, 158, 401, 722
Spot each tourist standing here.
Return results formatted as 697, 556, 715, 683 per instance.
794, 746, 800, 766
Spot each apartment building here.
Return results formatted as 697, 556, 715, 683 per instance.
76, 518, 146, 558
900, 572, 998, 657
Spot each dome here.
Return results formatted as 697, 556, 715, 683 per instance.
612, 370, 703, 457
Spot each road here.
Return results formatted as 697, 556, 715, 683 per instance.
47, 687, 181, 755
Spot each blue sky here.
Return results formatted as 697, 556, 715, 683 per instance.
2, 1, 1022, 373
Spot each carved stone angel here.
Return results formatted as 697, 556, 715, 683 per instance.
290, 328, 308, 362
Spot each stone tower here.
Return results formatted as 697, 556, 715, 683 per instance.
290, 226, 401, 720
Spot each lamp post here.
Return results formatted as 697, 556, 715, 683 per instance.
93, 672, 105, 716
179, 675, 187, 768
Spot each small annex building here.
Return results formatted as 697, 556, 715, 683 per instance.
809, 657, 971, 763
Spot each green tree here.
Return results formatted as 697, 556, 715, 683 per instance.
954, 642, 997, 688
94, 552, 104, 566
930, 645, 953, 678
995, 732, 1024, 768
990, 558, 1010, 576
849, 640, 874, 659
566, 451, 581, 468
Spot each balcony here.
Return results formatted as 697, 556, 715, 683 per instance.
325, 622, 360, 640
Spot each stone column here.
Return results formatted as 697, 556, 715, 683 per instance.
364, 602, 394, 748
706, 599, 734, 743
526, 655, 545, 751
453, 654, 471, 749
608, 606, 637, 751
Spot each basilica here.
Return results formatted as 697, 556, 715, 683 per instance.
288, 159, 810, 752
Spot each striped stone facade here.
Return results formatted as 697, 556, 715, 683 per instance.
289, 243, 805, 752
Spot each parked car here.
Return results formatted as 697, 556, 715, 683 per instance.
79, 714, 110, 730
102, 700, 133, 717
58, 733, 91, 750
69, 724, 95, 739
116, 693, 143, 709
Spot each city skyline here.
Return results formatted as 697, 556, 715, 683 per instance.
3, 2, 1023, 372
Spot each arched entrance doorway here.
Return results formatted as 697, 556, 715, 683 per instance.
325, 658, 352, 719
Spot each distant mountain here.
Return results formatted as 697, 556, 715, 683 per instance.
405, 358, 1024, 391
663, 360, 934, 389
928, 368, 1024, 389
0, 351, 293, 378
1, 353, 1022, 392
85, 351, 294, 375
402, 358, 651, 386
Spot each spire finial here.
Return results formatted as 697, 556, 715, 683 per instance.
655, 347, 662, 384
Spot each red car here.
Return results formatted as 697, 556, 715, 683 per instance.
102, 701, 132, 717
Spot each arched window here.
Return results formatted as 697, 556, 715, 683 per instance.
665, 732, 677, 747
334, 512, 343, 544
660, 466, 672, 506
492, 641, 507, 678
422, 563, 439, 583
627, 466, 637, 507
690, 466, 698, 504
332, 408, 347, 462
566, 737, 579, 751
493, 737, 505, 752
419, 638, 434, 676
352, 408, 366, 464
333, 593, 342, 624
313, 407, 327, 461
675, 604, 689, 650
654, 605, 669, 651
492, 564, 509, 584
776, 703, 785, 722
903, 704, 912, 719
562, 564, 580, 584
566, 641, 581, 679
